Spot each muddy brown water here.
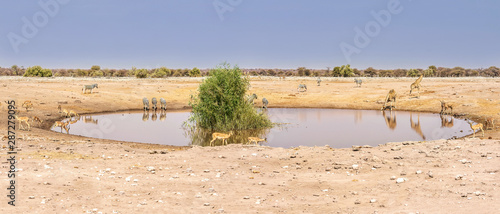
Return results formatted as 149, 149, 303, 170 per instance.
52, 108, 473, 148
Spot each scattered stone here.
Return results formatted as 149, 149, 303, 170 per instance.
427, 171, 434, 178
354, 199, 361, 204
243, 196, 250, 199
416, 170, 422, 174
391, 146, 401, 151
29, 196, 35, 199
455, 175, 464, 180
370, 199, 377, 203
390, 176, 396, 180
352, 146, 362, 151
396, 178, 406, 183
203, 203, 210, 206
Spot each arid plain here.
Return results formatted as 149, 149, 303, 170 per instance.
1, 76, 499, 213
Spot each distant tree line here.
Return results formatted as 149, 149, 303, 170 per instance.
0, 64, 499, 78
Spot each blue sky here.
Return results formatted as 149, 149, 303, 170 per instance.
1, 0, 498, 70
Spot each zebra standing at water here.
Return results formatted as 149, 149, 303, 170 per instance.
82, 84, 98, 94
160, 98, 167, 110
354, 78, 362, 87
247, 93, 258, 105
142, 97, 149, 111
298, 84, 307, 92
151, 97, 158, 111
262, 98, 269, 109
317, 77, 322, 86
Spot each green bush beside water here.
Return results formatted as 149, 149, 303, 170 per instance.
187, 63, 272, 132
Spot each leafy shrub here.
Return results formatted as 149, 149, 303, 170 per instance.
23, 66, 52, 77
189, 67, 201, 77
187, 63, 272, 131
134, 69, 148, 78
151, 67, 172, 78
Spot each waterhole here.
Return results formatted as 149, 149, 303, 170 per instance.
53, 108, 473, 148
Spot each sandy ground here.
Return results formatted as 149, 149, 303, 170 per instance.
0, 76, 499, 213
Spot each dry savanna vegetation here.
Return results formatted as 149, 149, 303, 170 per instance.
0, 75, 499, 213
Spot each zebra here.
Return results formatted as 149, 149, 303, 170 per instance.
82, 84, 98, 94
142, 97, 149, 111
298, 84, 307, 92
160, 98, 167, 110
262, 97, 269, 109
151, 97, 158, 111
247, 93, 258, 105
317, 77, 322, 86
354, 78, 362, 87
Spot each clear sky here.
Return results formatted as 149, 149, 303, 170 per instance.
1, 0, 498, 70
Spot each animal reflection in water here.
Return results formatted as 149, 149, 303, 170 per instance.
83, 116, 98, 124
440, 114, 454, 128
410, 113, 426, 140
382, 111, 397, 130
142, 110, 166, 122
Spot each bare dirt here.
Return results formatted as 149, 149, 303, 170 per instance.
0, 76, 499, 213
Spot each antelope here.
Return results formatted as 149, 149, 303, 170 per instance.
317, 77, 322, 86
354, 78, 362, 87
52, 121, 70, 133
440, 101, 453, 115
15, 115, 31, 130
209, 131, 233, 146
22, 100, 33, 111
467, 120, 484, 138
31, 116, 43, 126
82, 84, 98, 94
151, 97, 158, 111
248, 137, 267, 145
142, 97, 149, 111
262, 98, 269, 109
410, 75, 423, 97
381, 89, 397, 111
298, 84, 307, 92
485, 117, 495, 130
68, 110, 79, 118
160, 98, 167, 110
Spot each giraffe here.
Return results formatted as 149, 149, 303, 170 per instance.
410, 75, 423, 97
381, 89, 397, 111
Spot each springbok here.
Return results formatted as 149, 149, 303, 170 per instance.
52, 121, 70, 133
209, 131, 233, 146
15, 115, 31, 130
467, 120, 484, 138
248, 137, 267, 145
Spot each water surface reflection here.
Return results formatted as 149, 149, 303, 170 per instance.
58, 108, 472, 148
